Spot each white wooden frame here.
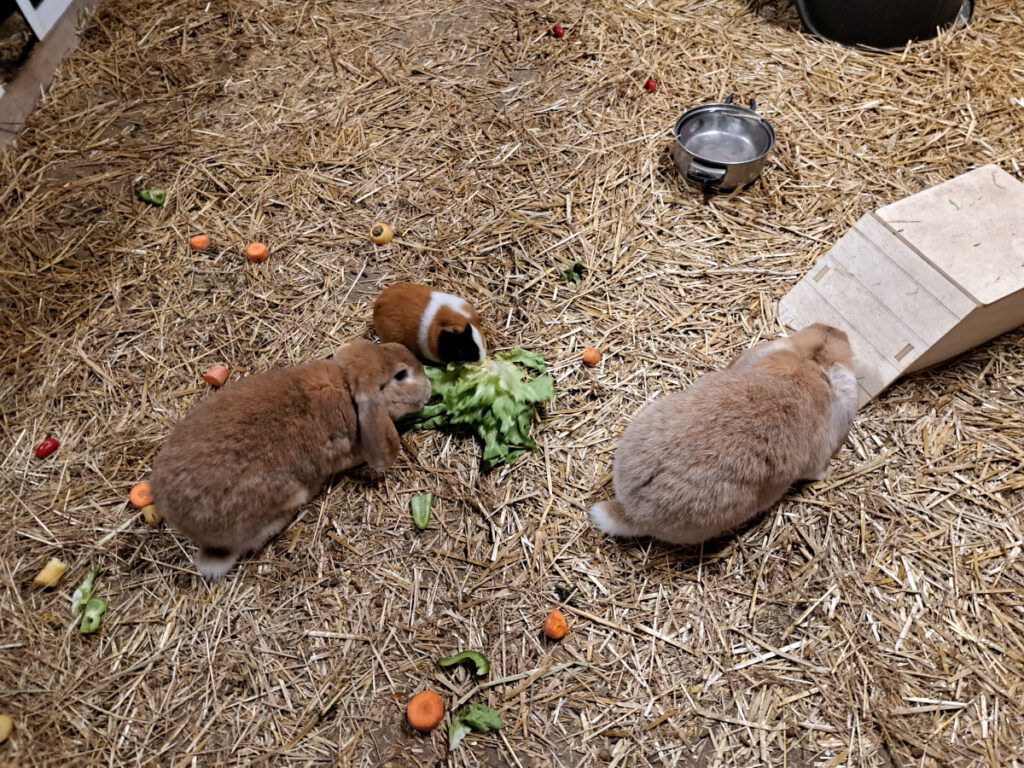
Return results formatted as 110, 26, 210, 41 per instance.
15, 0, 76, 40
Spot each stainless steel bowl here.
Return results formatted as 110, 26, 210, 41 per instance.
671, 100, 776, 192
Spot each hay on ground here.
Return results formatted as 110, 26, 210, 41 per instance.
1, 0, 1022, 765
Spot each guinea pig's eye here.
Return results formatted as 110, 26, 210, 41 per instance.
393, 369, 408, 381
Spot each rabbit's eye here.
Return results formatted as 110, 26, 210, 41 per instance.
393, 369, 408, 381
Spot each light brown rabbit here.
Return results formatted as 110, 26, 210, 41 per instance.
150, 340, 431, 580
589, 324, 858, 546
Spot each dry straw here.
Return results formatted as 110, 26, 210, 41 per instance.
1, 0, 1022, 765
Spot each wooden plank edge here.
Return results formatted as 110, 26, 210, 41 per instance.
0, 0, 103, 149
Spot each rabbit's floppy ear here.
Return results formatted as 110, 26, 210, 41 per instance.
343, 339, 403, 472
355, 395, 401, 472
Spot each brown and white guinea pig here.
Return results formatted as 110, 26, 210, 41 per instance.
150, 340, 431, 580
589, 324, 858, 547
372, 282, 486, 364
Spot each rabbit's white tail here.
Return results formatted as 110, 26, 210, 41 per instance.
589, 500, 644, 538
195, 548, 238, 581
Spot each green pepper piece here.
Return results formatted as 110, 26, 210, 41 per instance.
560, 260, 585, 287
79, 596, 108, 634
71, 568, 102, 616
138, 188, 167, 206
410, 493, 434, 530
438, 649, 490, 676
448, 703, 502, 749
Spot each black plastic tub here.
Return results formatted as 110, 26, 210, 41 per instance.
795, 0, 972, 49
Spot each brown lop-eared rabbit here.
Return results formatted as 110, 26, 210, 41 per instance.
589, 324, 858, 546
151, 340, 431, 580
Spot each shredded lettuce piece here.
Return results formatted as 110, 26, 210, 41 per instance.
448, 703, 502, 749
408, 349, 554, 470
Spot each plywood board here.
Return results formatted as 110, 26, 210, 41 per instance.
876, 164, 1024, 306
778, 275, 901, 407
829, 222, 962, 347
855, 213, 977, 319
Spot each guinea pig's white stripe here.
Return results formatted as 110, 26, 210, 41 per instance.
417, 291, 470, 362
469, 322, 486, 360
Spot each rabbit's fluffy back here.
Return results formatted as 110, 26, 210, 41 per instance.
593, 324, 855, 545
151, 340, 430, 578
151, 360, 359, 551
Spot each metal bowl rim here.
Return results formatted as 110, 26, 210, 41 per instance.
672, 103, 777, 164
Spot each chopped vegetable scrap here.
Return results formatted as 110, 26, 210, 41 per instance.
581, 347, 602, 367
33, 558, 68, 588
437, 650, 490, 677
561, 260, 585, 287
138, 188, 167, 206
407, 690, 445, 732
0, 714, 12, 744
644, 78, 658, 93
189, 234, 212, 251
71, 569, 101, 617
407, 349, 555, 470
203, 364, 230, 387
449, 703, 502, 750
141, 505, 162, 527
79, 597, 108, 635
129, 481, 154, 509
544, 609, 569, 640
34, 437, 60, 459
551, 24, 565, 38
246, 242, 270, 262
410, 493, 434, 530
71, 569, 108, 635
370, 222, 394, 245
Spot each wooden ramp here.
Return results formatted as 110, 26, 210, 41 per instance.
779, 164, 1024, 406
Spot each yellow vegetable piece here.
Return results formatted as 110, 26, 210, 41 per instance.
33, 557, 67, 588
141, 505, 162, 527
0, 714, 12, 744
369, 222, 394, 245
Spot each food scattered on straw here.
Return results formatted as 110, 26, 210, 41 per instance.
137, 188, 166, 206
369, 222, 394, 245
407, 690, 445, 732
34, 436, 59, 459
79, 597, 108, 635
437, 650, 490, 676
129, 481, 153, 509
561, 260, 585, 287
141, 505, 162, 527
544, 609, 569, 640
581, 347, 602, 367
0, 714, 12, 744
408, 348, 554, 470
71, 568, 108, 634
449, 703, 502, 750
33, 557, 68, 588
245, 242, 270, 262
189, 234, 212, 251
410, 493, 434, 530
71, 568, 101, 616
203, 364, 230, 387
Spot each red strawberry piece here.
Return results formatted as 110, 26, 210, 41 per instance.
552, 24, 565, 38
644, 78, 658, 93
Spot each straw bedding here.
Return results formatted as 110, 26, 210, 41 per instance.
2, 0, 1022, 765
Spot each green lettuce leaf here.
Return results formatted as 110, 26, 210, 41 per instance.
448, 703, 502, 749
407, 349, 555, 470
